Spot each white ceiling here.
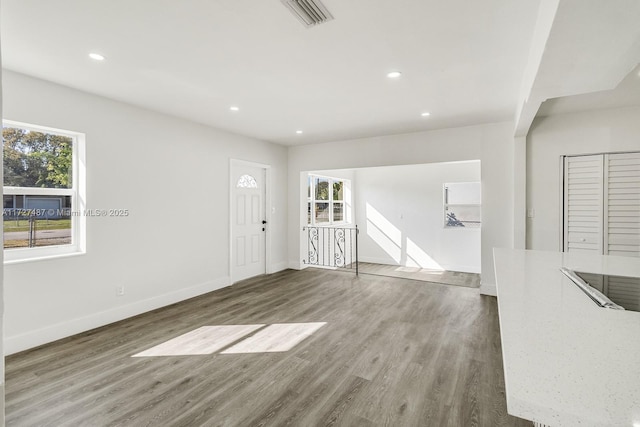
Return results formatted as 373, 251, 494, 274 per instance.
514, 0, 640, 135
0, 0, 541, 145
538, 64, 640, 117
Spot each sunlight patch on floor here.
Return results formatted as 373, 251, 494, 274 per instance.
132, 323, 327, 357
221, 322, 327, 354
393, 266, 444, 275
131, 324, 265, 357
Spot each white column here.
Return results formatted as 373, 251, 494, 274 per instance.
514, 136, 527, 249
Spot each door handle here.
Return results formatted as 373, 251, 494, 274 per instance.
262, 220, 267, 224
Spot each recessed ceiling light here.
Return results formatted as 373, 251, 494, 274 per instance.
421, 112, 431, 117
296, 130, 303, 134
89, 53, 105, 61
387, 71, 402, 79
230, 106, 239, 112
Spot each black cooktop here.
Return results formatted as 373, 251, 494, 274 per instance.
561, 268, 640, 312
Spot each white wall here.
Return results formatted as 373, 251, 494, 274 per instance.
513, 136, 527, 249
354, 162, 481, 273
288, 122, 515, 295
0, 42, 5, 425
2, 71, 288, 354
527, 106, 640, 251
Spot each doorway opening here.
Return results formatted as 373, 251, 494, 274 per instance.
301, 161, 481, 288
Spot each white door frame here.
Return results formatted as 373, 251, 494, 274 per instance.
229, 158, 272, 283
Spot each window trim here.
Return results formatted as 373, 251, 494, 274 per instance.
443, 181, 482, 230
3, 120, 87, 263
307, 174, 349, 226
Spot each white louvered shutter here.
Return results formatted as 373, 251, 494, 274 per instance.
604, 153, 640, 257
606, 275, 640, 311
563, 155, 604, 253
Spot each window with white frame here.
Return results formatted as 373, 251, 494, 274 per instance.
3, 121, 86, 261
307, 175, 348, 225
443, 182, 481, 228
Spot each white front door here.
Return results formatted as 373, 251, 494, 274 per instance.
231, 164, 266, 282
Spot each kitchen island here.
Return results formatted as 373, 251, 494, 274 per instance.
494, 248, 640, 427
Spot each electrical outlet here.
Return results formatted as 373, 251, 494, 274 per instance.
116, 285, 125, 296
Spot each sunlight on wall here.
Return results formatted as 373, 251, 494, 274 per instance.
366, 203, 402, 262
366, 203, 444, 270
406, 237, 444, 271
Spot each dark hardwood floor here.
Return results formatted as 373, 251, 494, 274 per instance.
5, 268, 531, 426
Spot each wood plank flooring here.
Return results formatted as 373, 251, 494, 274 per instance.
5, 268, 531, 426
357, 262, 481, 288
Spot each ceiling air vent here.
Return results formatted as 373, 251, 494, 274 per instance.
281, 0, 334, 28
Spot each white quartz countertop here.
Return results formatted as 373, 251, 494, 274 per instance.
493, 248, 640, 427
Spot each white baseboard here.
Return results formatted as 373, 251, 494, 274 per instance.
5, 276, 231, 355
358, 256, 397, 266
480, 283, 497, 296
288, 260, 307, 270
269, 261, 288, 274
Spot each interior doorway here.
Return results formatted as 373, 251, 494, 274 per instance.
302, 161, 482, 287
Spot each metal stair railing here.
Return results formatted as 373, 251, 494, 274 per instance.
302, 225, 359, 275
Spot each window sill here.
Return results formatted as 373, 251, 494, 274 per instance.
4, 247, 86, 265
443, 226, 481, 230
307, 222, 355, 228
